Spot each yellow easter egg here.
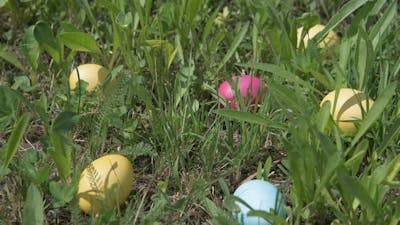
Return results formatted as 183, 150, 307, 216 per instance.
69, 64, 109, 92
320, 88, 374, 134
297, 24, 338, 48
77, 154, 134, 214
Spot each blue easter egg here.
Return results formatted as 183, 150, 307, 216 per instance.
233, 179, 285, 225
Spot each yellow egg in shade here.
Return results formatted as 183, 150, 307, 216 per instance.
77, 154, 134, 215
297, 24, 338, 48
320, 88, 374, 134
69, 64, 109, 92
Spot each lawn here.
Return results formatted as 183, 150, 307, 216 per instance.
0, 0, 399, 224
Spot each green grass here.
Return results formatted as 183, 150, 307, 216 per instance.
0, 0, 399, 224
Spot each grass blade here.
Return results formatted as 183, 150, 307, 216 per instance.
377, 117, 400, 153
217, 22, 249, 71
345, 139, 368, 175
0, 49, 27, 73
384, 154, 400, 183
240, 62, 322, 95
268, 80, 304, 114
33, 21, 61, 64
22, 184, 44, 225
351, 82, 397, 147
314, 0, 368, 43
337, 167, 379, 217
185, 0, 202, 26
1, 113, 30, 177
356, 27, 374, 90
370, 0, 397, 50
215, 109, 285, 129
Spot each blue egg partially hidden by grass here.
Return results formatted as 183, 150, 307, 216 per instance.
233, 179, 285, 225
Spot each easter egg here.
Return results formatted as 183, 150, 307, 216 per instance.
320, 88, 374, 134
77, 154, 134, 215
297, 24, 338, 48
217, 75, 268, 110
233, 179, 285, 225
69, 64, 109, 92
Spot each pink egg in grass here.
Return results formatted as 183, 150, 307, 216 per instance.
217, 75, 268, 110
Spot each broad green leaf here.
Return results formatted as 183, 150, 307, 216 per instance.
215, 109, 285, 129
22, 184, 44, 225
33, 21, 61, 64
1, 113, 30, 177
11, 75, 32, 91
48, 132, 71, 182
22, 26, 40, 72
59, 22, 80, 33
48, 112, 76, 182
21, 150, 51, 185
0, 50, 26, 72
49, 181, 76, 207
0, 86, 21, 129
51, 111, 79, 133
58, 32, 101, 53
33, 166, 51, 185
351, 82, 397, 147
217, 22, 249, 71
314, 0, 369, 43
297, 13, 320, 29
116, 11, 133, 28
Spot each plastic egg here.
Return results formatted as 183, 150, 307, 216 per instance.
233, 179, 285, 225
69, 64, 109, 92
77, 154, 134, 215
297, 24, 338, 48
320, 88, 374, 134
217, 75, 268, 110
